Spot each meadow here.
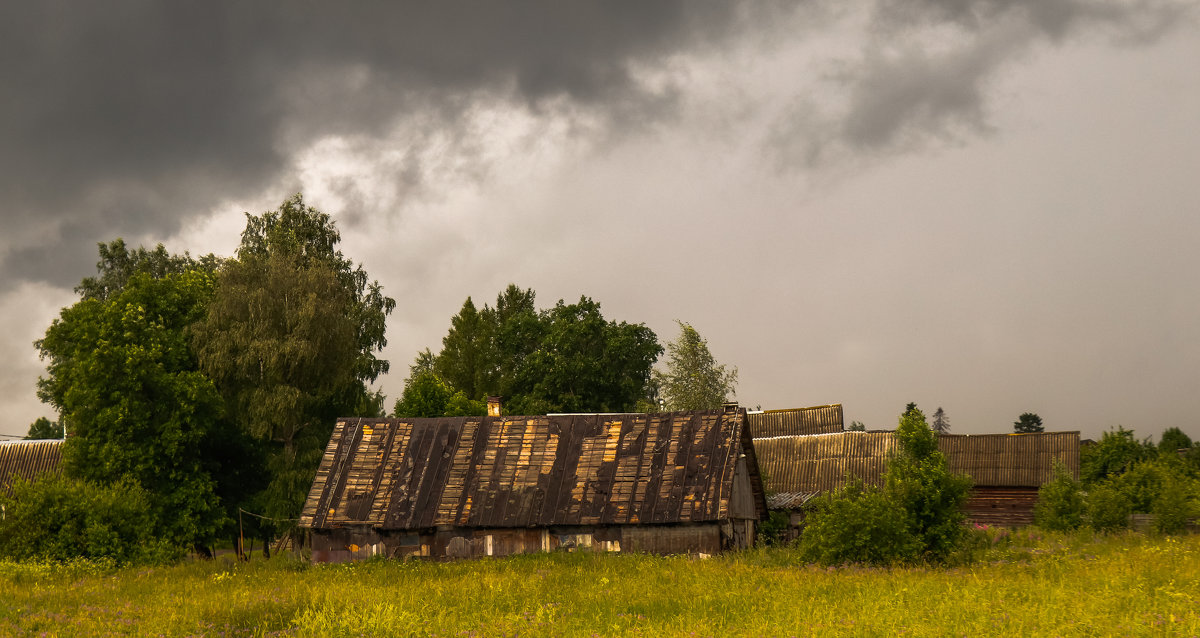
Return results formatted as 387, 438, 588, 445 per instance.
0, 531, 1197, 637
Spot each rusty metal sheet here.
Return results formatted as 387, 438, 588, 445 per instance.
753, 430, 1082, 500
301, 408, 762, 531
748, 405, 844, 438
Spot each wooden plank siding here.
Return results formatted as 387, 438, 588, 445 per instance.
746, 405, 844, 438
0, 440, 63, 497
301, 408, 767, 561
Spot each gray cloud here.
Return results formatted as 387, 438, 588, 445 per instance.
771, 0, 1192, 166
0, 1, 756, 289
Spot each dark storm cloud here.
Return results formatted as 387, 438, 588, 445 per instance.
0, 1, 756, 290
772, 0, 1192, 165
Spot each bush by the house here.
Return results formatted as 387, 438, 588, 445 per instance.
1086, 480, 1132, 533
1151, 475, 1197, 535
0, 475, 177, 565
798, 407, 972, 566
797, 478, 918, 566
1034, 460, 1085, 531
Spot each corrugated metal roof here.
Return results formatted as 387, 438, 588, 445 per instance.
0, 439, 63, 497
755, 431, 1080, 497
300, 409, 766, 531
747, 404, 843, 438
941, 432, 1080, 486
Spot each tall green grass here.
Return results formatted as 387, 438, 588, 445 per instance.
1, 531, 1197, 636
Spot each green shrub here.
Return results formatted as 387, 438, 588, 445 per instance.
1117, 459, 1174, 513
798, 407, 972, 566
1151, 475, 1196, 535
1034, 460, 1085, 531
1080, 426, 1152, 485
0, 474, 177, 565
1086, 481, 1132, 533
797, 479, 919, 566
757, 510, 792, 547
886, 407, 973, 562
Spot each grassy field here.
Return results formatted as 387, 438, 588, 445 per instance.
1, 530, 1198, 637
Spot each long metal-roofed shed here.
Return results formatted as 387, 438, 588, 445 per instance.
754, 430, 1079, 527
746, 404, 843, 438
0, 439, 63, 497
300, 406, 767, 562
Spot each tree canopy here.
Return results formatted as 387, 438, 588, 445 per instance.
654, 321, 738, 411
34, 194, 396, 558
421, 285, 661, 415
36, 267, 241, 549
191, 194, 395, 526
1013, 412, 1044, 433
393, 370, 485, 418
24, 417, 63, 440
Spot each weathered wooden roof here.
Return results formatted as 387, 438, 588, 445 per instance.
301, 409, 767, 531
755, 431, 1080, 499
0, 439, 63, 497
747, 405, 843, 438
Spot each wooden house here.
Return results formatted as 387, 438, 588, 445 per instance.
300, 406, 767, 562
746, 404, 843, 438
754, 431, 1079, 527
0, 439, 63, 497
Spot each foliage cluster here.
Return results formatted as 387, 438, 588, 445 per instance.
414, 285, 662, 415
798, 406, 972, 566
652, 320, 737, 411
0, 475, 177, 565
32, 195, 394, 557
1036, 426, 1199, 535
1013, 412, 1044, 433
24, 417, 62, 440
393, 370, 485, 418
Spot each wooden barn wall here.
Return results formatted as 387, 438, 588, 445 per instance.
309, 522, 741, 563
747, 405, 843, 438
753, 431, 1080, 498
301, 410, 765, 534
0, 440, 63, 497
963, 486, 1040, 527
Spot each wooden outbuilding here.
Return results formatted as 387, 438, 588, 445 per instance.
300, 406, 767, 562
754, 430, 1079, 527
0, 439, 63, 498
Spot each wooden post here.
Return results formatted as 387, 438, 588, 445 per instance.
238, 508, 245, 561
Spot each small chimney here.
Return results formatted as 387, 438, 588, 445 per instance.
486, 396, 502, 417
722, 401, 739, 415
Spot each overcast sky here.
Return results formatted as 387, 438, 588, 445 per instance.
3, 1, 1199, 441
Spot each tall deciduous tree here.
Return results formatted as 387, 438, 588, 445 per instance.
37, 267, 242, 550
654, 321, 737, 411
1014, 412, 1044, 433
191, 195, 395, 527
